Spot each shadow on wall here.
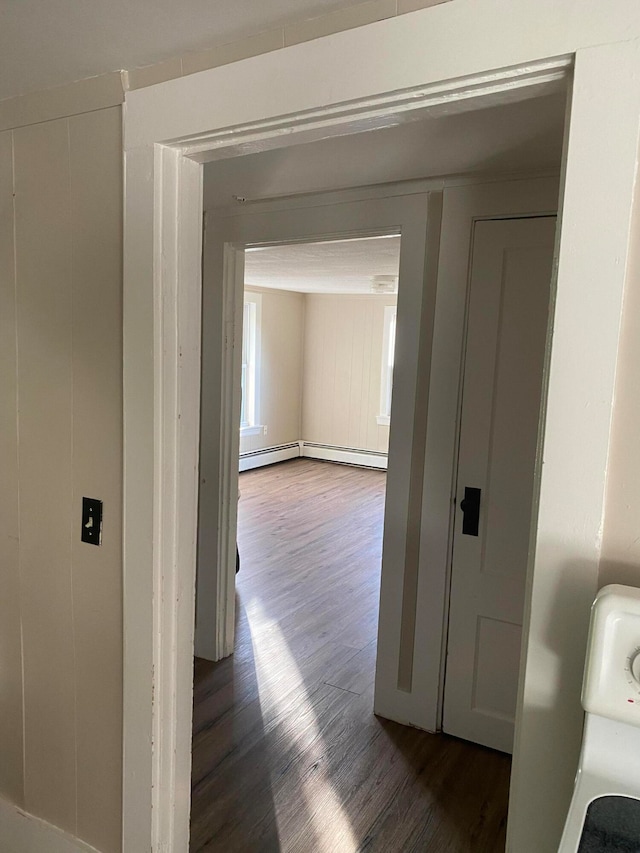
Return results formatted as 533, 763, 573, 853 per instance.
598, 560, 640, 591
512, 556, 604, 853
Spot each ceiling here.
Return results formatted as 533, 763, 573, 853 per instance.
222, 91, 565, 295
2, 4, 566, 297
204, 92, 566, 207
1, 0, 367, 101
245, 235, 401, 294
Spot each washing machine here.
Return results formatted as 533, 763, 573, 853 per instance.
559, 584, 640, 852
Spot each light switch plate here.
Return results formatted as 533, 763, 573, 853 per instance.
81, 497, 103, 546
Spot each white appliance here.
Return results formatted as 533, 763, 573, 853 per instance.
559, 584, 640, 852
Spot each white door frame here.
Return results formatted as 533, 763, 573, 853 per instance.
198, 191, 443, 732
193, 235, 244, 663
122, 19, 640, 853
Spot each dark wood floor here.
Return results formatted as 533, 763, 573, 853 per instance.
191, 458, 510, 853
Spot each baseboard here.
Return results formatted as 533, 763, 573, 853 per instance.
239, 442, 301, 472
0, 796, 100, 853
301, 442, 388, 470
239, 441, 388, 472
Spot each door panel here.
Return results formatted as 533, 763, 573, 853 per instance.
443, 215, 556, 753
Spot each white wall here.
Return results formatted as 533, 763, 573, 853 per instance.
600, 184, 640, 587
239, 286, 304, 454
0, 107, 123, 853
240, 289, 395, 460
302, 293, 396, 453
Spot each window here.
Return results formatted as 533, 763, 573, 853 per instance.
377, 305, 397, 426
240, 294, 262, 435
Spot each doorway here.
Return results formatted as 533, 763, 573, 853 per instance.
193, 156, 563, 853
121, 37, 640, 852
193, 207, 515, 846
234, 233, 401, 731
234, 234, 399, 646
195, 190, 447, 734
238, 235, 400, 473
190, 198, 558, 851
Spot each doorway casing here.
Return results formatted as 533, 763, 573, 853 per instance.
122, 23, 640, 853
198, 191, 443, 731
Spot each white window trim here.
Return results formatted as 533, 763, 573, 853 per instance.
240, 424, 262, 436
378, 304, 397, 425
240, 292, 262, 433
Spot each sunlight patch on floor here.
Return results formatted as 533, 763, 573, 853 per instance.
247, 599, 360, 852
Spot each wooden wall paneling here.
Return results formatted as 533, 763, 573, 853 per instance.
367, 299, 381, 451
0, 129, 24, 808
261, 289, 304, 446
324, 298, 338, 441
69, 106, 123, 853
14, 118, 76, 833
347, 299, 366, 449
333, 298, 351, 447
302, 294, 396, 453
239, 287, 304, 455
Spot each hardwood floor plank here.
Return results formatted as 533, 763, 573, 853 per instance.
191, 459, 510, 852
324, 639, 377, 696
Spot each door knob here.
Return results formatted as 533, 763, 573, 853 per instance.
460, 487, 481, 536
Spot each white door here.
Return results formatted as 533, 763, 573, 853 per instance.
443, 215, 556, 754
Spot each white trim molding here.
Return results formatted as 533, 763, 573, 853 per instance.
0, 797, 100, 853
127, 56, 571, 157
301, 442, 388, 470
239, 425, 262, 437
202, 190, 439, 702
240, 291, 262, 430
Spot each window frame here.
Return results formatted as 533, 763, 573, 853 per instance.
377, 303, 397, 426
240, 292, 262, 435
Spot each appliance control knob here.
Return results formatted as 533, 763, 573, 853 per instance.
631, 651, 640, 685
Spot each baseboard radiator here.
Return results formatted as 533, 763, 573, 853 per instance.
239, 441, 387, 472
239, 442, 301, 472
301, 442, 387, 470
